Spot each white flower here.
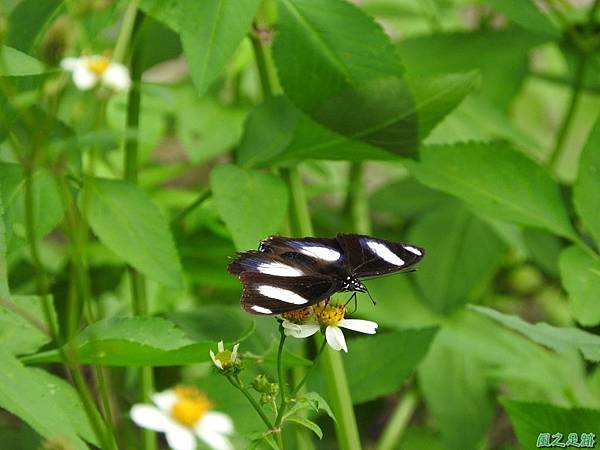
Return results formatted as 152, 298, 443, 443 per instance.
282, 304, 378, 352
130, 386, 233, 450
209, 341, 240, 370
61, 54, 131, 91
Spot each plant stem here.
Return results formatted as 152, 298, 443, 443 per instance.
113, 0, 142, 64
548, 51, 588, 172
345, 162, 372, 235
121, 8, 157, 450
282, 169, 362, 449
290, 339, 327, 397
274, 329, 288, 426
228, 375, 274, 429
374, 391, 419, 450
250, 31, 276, 98
171, 187, 211, 225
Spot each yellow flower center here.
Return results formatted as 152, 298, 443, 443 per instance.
85, 56, 110, 75
215, 350, 233, 368
170, 386, 213, 427
281, 307, 312, 324
313, 303, 346, 327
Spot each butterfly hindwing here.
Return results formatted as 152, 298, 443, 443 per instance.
335, 233, 425, 278
240, 272, 339, 315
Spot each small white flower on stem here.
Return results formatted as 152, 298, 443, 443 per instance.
130, 386, 233, 450
209, 341, 240, 371
60, 54, 131, 91
281, 303, 378, 352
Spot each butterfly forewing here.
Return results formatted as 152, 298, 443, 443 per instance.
335, 233, 424, 277
228, 251, 309, 277
239, 272, 338, 315
259, 236, 344, 264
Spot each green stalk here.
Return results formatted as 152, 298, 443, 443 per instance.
345, 162, 371, 235
171, 187, 211, 225
548, 51, 588, 171
119, 7, 157, 450
228, 375, 274, 429
275, 330, 288, 427
283, 170, 362, 450
374, 391, 418, 450
289, 339, 327, 397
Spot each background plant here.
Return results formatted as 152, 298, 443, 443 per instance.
1, 0, 600, 449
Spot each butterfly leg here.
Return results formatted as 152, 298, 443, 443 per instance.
344, 292, 358, 314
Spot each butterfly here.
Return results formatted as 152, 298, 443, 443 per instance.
228, 233, 425, 315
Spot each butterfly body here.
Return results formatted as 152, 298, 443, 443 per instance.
228, 233, 424, 315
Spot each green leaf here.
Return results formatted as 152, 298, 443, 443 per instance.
81, 178, 183, 288
310, 328, 437, 404
210, 164, 288, 250
0, 295, 54, 355
523, 228, 562, 277
408, 203, 507, 314
140, 0, 180, 31
419, 339, 493, 450
176, 92, 246, 163
238, 96, 394, 167
6, 0, 62, 52
274, 0, 474, 156
485, 0, 559, 37
0, 163, 64, 254
180, 0, 261, 96
274, 0, 403, 113
573, 118, 600, 246
502, 399, 600, 450
301, 392, 336, 422
559, 246, 600, 327
409, 142, 576, 239
25, 317, 217, 367
470, 305, 600, 362
0, 349, 90, 450
286, 415, 323, 439
397, 28, 548, 109
0, 46, 45, 76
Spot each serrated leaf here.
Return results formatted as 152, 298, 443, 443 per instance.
469, 305, 600, 362
210, 164, 288, 250
24, 317, 218, 367
302, 392, 336, 422
409, 142, 576, 239
419, 339, 493, 450
0, 295, 55, 355
0, 349, 90, 450
559, 246, 600, 327
573, 118, 600, 246
81, 178, 183, 288
408, 203, 507, 314
286, 415, 323, 439
502, 399, 600, 450
0, 46, 45, 76
180, 0, 261, 96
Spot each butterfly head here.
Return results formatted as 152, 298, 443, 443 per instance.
342, 275, 366, 293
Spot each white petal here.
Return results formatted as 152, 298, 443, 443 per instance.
60, 57, 81, 71
283, 322, 320, 339
231, 344, 239, 361
72, 65, 97, 90
198, 412, 233, 434
325, 326, 348, 352
102, 63, 131, 91
338, 319, 378, 335
165, 426, 197, 450
130, 404, 171, 432
152, 390, 177, 412
218, 341, 224, 352
197, 429, 232, 450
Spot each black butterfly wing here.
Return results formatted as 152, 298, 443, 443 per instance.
239, 272, 339, 315
335, 233, 425, 278
259, 236, 343, 264
228, 251, 313, 277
